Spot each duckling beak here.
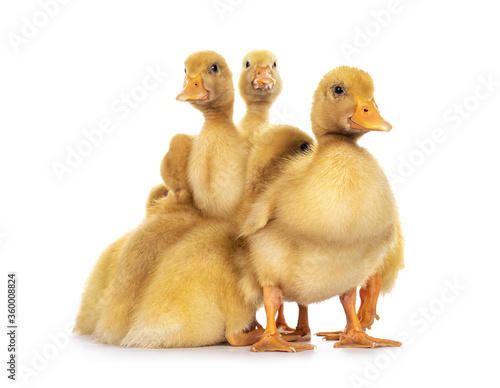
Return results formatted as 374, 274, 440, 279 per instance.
349, 96, 392, 132
176, 73, 209, 102
253, 66, 276, 89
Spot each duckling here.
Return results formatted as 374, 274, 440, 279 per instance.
73, 182, 168, 336
237, 50, 307, 335
92, 135, 201, 345
122, 124, 313, 349
237, 50, 282, 144
172, 51, 248, 219
240, 66, 404, 352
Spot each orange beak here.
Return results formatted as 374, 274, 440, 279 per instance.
349, 96, 392, 132
253, 66, 276, 90
176, 73, 209, 102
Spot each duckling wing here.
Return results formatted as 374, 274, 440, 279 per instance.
240, 186, 277, 237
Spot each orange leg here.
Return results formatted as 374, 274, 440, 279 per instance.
276, 304, 295, 334
226, 328, 265, 346
316, 273, 383, 340
334, 288, 401, 348
286, 304, 311, 341
357, 273, 381, 330
249, 316, 264, 331
250, 286, 316, 353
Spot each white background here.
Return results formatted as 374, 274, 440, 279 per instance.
1, 0, 499, 387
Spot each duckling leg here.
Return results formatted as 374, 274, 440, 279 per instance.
281, 304, 311, 341
276, 304, 295, 334
226, 328, 265, 346
357, 273, 381, 330
250, 286, 316, 352
251, 317, 264, 330
291, 305, 311, 341
334, 288, 401, 348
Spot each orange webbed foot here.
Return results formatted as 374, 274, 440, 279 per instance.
277, 323, 296, 334
315, 330, 343, 341
250, 333, 316, 353
334, 329, 401, 348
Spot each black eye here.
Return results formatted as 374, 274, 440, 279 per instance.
184, 68, 186, 74
300, 143, 310, 152
273, 61, 277, 68
211, 63, 219, 73
334, 86, 344, 95
164, 191, 169, 197
245, 61, 250, 68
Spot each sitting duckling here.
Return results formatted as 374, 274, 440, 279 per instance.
122, 124, 313, 349
240, 66, 403, 352
237, 50, 282, 144
172, 51, 248, 219
93, 135, 201, 345
73, 182, 168, 336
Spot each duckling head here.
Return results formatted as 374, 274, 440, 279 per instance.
177, 51, 234, 113
238, 50, 282, 106
310, 66, 392, 140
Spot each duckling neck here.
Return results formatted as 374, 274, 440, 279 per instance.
202, 105, 235, 128
239, 102, 271, 139
242, 102, 271, 124
316, 130, 365, 147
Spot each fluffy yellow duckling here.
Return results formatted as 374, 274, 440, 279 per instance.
172, 50, 248, 219
237, 50, 282, 144
92, 135, 200, 345
237, 50, 307, 335
73, 182, 168, 336
240, 66, 404, 352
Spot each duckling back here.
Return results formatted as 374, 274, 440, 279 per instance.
121, 219, 256, 348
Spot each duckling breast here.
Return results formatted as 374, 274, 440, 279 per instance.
276, 143, 397, 244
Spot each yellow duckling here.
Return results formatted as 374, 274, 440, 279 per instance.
73, 182, 168, 336
240, 66, 404, 352
237, 50, 282, 144
237, 49, 307, 335
92, 135, 200, 345
171, 50, 248, 219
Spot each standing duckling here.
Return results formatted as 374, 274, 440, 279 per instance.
240, 66, 403, 352
237, 50, 304, 335
173, 51, 248, 219
237, 50, 282, 144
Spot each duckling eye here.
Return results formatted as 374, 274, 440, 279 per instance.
300, 143, 310, 152
334, 86, 344, 95
273, 61, 277, 68
245, 61, 250, 69
184, 68, 186, 74
211, 63, 219, 73
164, 191, 169, 197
